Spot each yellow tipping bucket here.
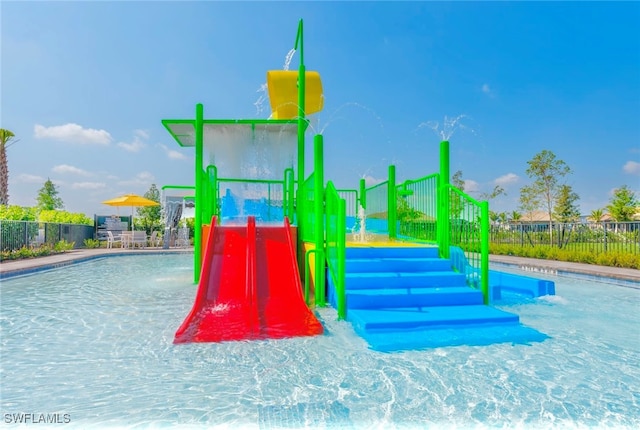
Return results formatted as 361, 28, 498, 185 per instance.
266, 70, 323, 119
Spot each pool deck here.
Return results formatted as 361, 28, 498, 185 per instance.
0, 247, 638, 286
0, 247, 193, 279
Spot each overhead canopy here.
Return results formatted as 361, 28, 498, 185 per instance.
162, 119, 298, 148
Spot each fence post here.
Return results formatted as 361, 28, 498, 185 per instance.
388, 165, 396, 239
603, 222, 608, 252
313, 134, 325, 307
359, 177, 366, 210
337, 198, 347, 320
438, 140, 450, 259
480, 201, 489, 304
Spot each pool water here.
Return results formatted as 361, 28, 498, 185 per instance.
1, 254, 638, 429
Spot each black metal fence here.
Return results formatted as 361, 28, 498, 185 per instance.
0, 220, 95, 251
491, 221, 640, 254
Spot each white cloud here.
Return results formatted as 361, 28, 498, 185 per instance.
117, 137, 146, 153
52, 164, 91, 176
481, 83, 495, 98
117, 171, 155, 187
17, 173, 44, 183
34, 123, 112, 145
623, 160, 640, 176
71, 182, 106, 190
117, 129, 151, 153
160, 143, 188, 160
362, 175, 384, 187
134, 129, 150, 140
463, 179, 480, 193
494, 173, 519, 186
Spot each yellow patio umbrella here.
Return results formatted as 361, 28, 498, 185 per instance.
102, 193, 160, 233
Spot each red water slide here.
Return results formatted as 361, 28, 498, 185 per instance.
174, 217, 323, 344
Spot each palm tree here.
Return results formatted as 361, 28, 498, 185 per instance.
0, 128, 16, 205
589, 208, 604, 223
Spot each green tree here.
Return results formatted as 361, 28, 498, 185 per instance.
0, 205, 37, 221
136, 183, 162, 233
489, 210, 499, 225
607, 185, 638, 222
451, 170, 465, 192
0, 128, 17, 205
36, 178, 64, 211
38, 209, 92, 225
509, 211, 522, 222
553, 184, 580, 223
589, 208, 605, 223
519, 149, 571, 244
479, 185, 506, 201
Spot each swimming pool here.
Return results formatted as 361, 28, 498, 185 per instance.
1, 254, 638, 429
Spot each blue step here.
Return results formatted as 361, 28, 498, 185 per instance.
346, 271, 466, 290
346, 257, 452, 273
361, 324, 549, 352
345, 246, 439, 259
346, 286, 484, 309
348, 305, 520, 332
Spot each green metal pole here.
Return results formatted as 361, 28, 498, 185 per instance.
359, 178, 366, 210
194, 103, 204, 283
287, 168, 294, 221
439, 140, 450, 259
480, 200, 490, 304
337, 198, 346, 320
206, 165, 218, 219
388, 165, 397, 239
313, 134, 325, 307
295, 19, 307, 233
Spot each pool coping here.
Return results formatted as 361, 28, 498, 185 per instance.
0, 247, 194, 280
1, 248, 638, 287
488, 255, 640, 289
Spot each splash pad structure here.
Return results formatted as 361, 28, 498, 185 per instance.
163, 20, 554, 350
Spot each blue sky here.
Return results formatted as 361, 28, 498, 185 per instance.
2, 0, 639, 218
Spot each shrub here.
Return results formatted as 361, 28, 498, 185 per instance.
54, 240, 75, 252
489, 243, 638, 269
83, 238, 101, 249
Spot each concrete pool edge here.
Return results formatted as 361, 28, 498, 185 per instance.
1, 248, 638, 287
489, 254, 640, 289
0, 248, 194, 280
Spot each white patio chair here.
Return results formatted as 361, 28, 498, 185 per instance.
148, 231, 162, 247
131, 231, 148, 248
106, 231, 121, 249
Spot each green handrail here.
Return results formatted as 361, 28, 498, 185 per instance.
446, 185, 490, 303
326, 181, 347, 319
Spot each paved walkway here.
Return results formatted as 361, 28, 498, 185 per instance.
0, 247, 193, 279
488, 254, 640, 285
1, 247, 638, 285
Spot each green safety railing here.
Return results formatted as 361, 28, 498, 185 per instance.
446, 186, 489, 303
300, 172, 315, 243
202, 167, 296, 225
363, 180, 389, 233
353, 142, 489, 303
283, 168, 295, 222
336, 189, 359, 218
326, 181, 346, 319
299, 135, 326, 307
396, 173, 439, 243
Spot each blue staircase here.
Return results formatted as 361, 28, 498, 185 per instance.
328, 246, 548, 351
